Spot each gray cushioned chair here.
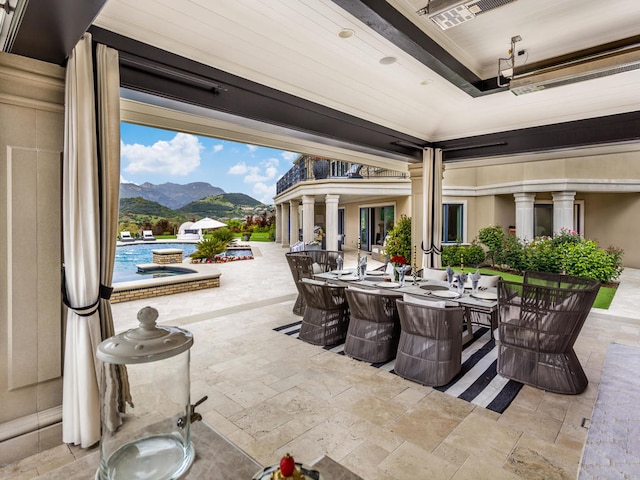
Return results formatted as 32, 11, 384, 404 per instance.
395, 299, 464, 386
297, 279, 350, 346
285, 252, 315, 316
497, 272, 600, 394
344, 288, 402, 363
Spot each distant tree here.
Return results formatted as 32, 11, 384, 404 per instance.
153, 219, 172, 236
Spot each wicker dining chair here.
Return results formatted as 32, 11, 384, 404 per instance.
395, 299, 464, 386
497, 273, 600, 394
344, 288, 402, 364
285, 252, 315, 316
297, 279, 350, 346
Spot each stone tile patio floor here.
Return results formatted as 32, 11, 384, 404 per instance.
3, 242, 640, 479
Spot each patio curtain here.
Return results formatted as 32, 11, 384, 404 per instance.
421, 148, 443, 269
62, 33, 127, 447
96, 43, 131, 432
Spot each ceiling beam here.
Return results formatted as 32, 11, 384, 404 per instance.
435, 111, 640, 161
9, 0, 107, 65
89, 26, 427, 162
330, 0, 506, 97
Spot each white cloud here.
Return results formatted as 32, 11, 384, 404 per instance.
281, 151, 298, 162
212, 144, 223, 153
246, 144, 258, 153
120, 175, 135, 184
252, 182, 276, 204
122, 133, 203, 176
228, 162, 248, 175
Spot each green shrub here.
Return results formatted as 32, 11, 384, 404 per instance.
563, 240, 622, 283
478, 225, 504, 266
211, 227, 235, 244
502, 234, 527, 272
524, 237, 562, 273
190, 237, 227, 259
441, 241, 485, 268
384, 215, 412, 262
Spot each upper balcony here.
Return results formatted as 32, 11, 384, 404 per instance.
276, 156, 408, 195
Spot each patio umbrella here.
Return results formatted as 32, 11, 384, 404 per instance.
421, 148, 443, 269
191, 217, 227, 231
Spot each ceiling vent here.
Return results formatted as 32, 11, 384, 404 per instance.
419, 0, 518, 30
510, 44, 640, 95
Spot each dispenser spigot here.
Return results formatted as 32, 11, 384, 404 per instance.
177, 395, 208, 428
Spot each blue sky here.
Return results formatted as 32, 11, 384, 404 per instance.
120, 123, 299, 204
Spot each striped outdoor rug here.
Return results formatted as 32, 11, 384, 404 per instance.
273, 321, 523, 414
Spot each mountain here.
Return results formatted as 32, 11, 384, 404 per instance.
119, 182, 224, 209
118, 193, 269, 223
177, 193, 269, 219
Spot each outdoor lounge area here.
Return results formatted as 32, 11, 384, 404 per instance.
4, 242, 640, 479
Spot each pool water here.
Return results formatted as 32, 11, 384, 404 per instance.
113, 243, 197, 283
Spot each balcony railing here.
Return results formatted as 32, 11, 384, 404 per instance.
276, 159, 407, 194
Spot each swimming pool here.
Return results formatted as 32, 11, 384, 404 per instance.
113, 243, 197, 283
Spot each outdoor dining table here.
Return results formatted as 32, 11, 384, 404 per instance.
314, 270, 498, 344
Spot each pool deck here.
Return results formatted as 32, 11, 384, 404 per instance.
3, 242, 640, 479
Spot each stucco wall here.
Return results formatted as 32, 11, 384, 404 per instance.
442, 147, 640, 268
584, 192, 640, 268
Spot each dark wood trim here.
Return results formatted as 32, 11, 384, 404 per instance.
434, 111, 640, 161
9, 0, 107, 65
88, 26, 427, 161
330, 0, 507, 97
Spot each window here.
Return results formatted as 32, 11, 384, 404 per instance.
359, 205, 394, 251
534, 204, 553, 237
442, 203, 463, 243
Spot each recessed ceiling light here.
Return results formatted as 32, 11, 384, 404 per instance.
338, 28, 354, 39
379, 56, 397, 65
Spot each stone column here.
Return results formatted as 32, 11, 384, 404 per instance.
325, 194, 340, 251
280, 202, 290, 246
514, 192, 535, 242
302, 195, 315, 245
552, 191, 576, 235
290, 199, 300, 244
274, 204, 282, 243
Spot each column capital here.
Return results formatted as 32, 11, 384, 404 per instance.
408, 163, 423, 179
513, 192, 536, 203
552, 191, 576, 202
325, 194, 340, 204
301, 195, 315, 205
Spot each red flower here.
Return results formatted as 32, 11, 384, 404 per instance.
390, 255, 407, 265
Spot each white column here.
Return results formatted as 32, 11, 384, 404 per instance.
552, 191, 576, 235
280, 202, 290, 246
274, 204, 282, 243
514, 192, 535, 242
289, 199, 300, 244
302, 195, 315, 245
325, 194, 339, 251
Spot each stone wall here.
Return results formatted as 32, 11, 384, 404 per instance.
111, 275, 221, 303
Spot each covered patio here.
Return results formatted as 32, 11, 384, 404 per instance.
3, 242, 640, 479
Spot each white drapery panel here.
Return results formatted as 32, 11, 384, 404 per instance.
96, 43, 131, 432
62, 33, 124, 447
422, 148, 443, 269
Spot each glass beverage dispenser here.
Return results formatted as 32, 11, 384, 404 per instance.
96, 307, 196, 480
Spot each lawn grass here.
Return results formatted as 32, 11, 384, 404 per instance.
247, 232, 272, 242
451, 267, 617, 310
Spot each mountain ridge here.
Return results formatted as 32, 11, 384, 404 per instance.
120, 181, 225, 209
